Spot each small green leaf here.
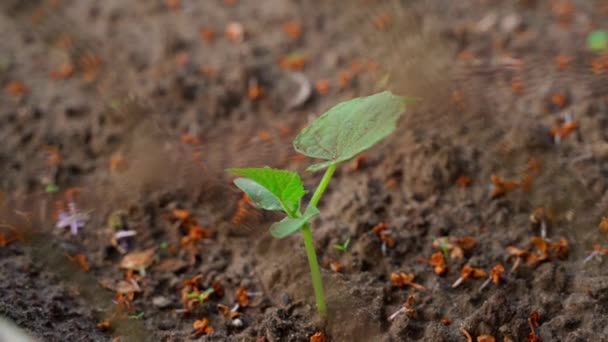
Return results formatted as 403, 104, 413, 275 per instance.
334, 237, 351, 252
293, 91, 407, 172
228, 167, 305, 215
270, 205, 320, 239
233, 178, 283, 211
587, 30, 608, 52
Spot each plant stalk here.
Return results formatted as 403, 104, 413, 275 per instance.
300, 163, 337, 317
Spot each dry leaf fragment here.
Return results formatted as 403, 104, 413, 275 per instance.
199, 28, 216, 43
67, 253, 90, 272
429, 252, 447, 275
226, 22, 245, 42
5, 81, 27, 98
235, 287, 249, 307
390, 272, 425, 291
192, 318, 214, 337
452, 265, 487, 288
490, 175, 519, 199
315, 79, 330, 95
477, 336, 496, 342
599, 217, 608, 235
119, 248, 156, 270
310, 332, 327, 342
283, 21, 302, 40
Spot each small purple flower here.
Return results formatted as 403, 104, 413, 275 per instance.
56, 202, 89, 235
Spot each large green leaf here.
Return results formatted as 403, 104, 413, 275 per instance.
233, 178, 283, 211
270, 205, 320, 239
587, 30, 608, 52
228, 167, 305, 216
293, 91, 407, 171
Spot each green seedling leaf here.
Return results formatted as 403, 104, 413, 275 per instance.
233, 178, 283, 211
229, 167, 305, 215
45, 183, 59, 193
293, 91, 407, 171
334, 237, 351, 252
587, 30, 608, 52
270, 205, 320, 239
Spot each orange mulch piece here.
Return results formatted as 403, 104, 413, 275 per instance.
315, 79, 331, 95
164, 0, 181, 10
97, 320, 112, 330
248, 85, 264, 101
337, 70, 352, 89
0, 233, 16, 247
511, 78, 524, 95
55, 33, 73, 50
232, 194, 253, 226
192, 318, 214, 337
372, 223, 395, 248
599, 216, 608, 235
390, 272, 426, 291
67, 253, 90, 272
490, 175, 520, 199
529, 237, 550, 263
552, 0, 575, 26
550, 238, 568, 259
235, 287, 250, 307
282, 21, 302, 40
279, 54, 307, 71
457, 50, 474, 62
591, 55, 608, 75
5, 81, 27, 98
456, 175, 472, 188
79, 53, 102, 83
109, 152, 126, 173
551, 93, 568, 109
199, 28, 216, 43
349, 155, 367, 171
180, 133, 201, 146
171, 209, 193, 225
371, 13, 392, 30
115, 291, 135, 312
550, 121, 578, 140
50, 62, 74, 80
310, 332, 327, 342
181, 225, 211, 246
489, 264, 505, 285
460, 265, 487, 280
527, 311, 541, 342
429, 252, 447, 276
45, 146, 62, 166
477, 336, 496, 342
325, 260, 342, 273
554, 54, 572, 70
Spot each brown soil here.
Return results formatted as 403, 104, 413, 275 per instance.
2, 0, 608, 341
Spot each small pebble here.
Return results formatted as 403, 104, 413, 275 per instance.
152, 296, 172, 309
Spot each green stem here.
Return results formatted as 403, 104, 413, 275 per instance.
300, 163, 337, 317
301, 223, 326, 316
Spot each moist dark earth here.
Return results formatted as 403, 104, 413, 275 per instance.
1, 0, 608, 341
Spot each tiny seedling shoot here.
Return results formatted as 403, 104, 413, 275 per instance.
228, 91, 407, 317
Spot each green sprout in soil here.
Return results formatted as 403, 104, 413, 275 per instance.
186, 288, 215, 303
334, 237, 351, 252
128, 312, 145, 320
228, 91, 408, 317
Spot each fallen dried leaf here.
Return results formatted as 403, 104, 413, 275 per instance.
119, 248, 156, 270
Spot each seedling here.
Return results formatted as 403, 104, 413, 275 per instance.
186, 288, 215, 303
333, 237, 350, 252
228, 91, 408, 316
390, 272, 426, 291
